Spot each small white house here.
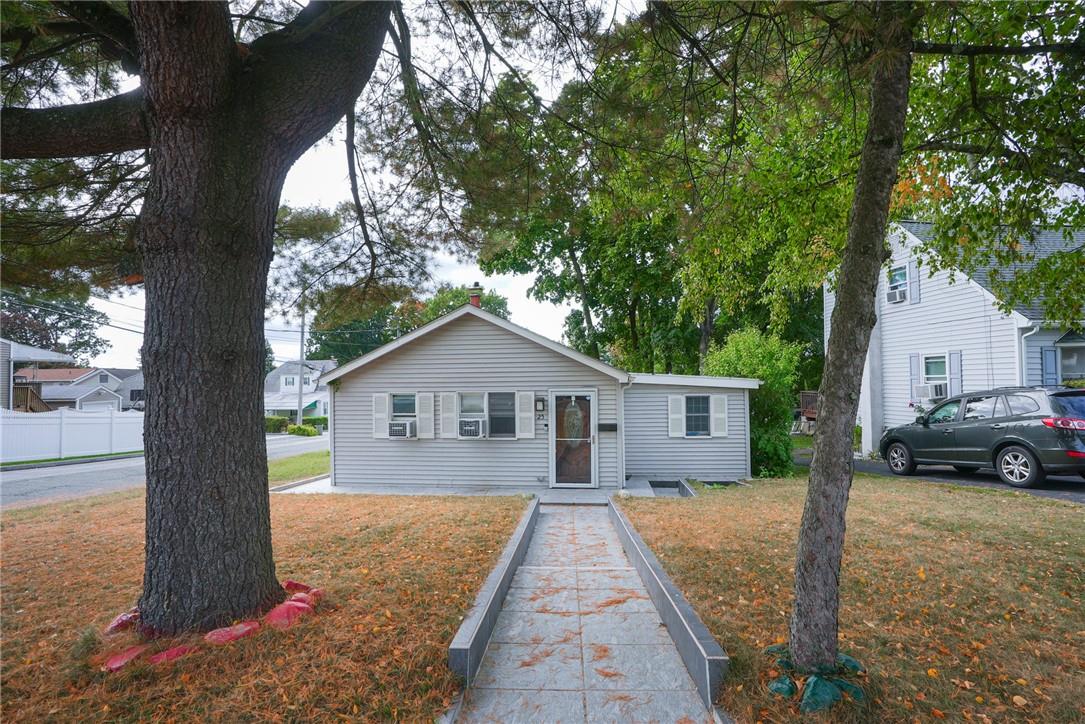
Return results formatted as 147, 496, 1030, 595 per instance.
323, 304, 759, 490
825, 221, 1085, 454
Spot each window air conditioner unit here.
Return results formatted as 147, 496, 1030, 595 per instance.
912, 383, 947, 401
886, 288, 907, 304
458, 418, 487, 438
388, 420, 417, 439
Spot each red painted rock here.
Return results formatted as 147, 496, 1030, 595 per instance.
101, 644, 151, 672
265, 600, 313, 629
104, 607, 140, 635
282, 580, 312, 593
147, 645, 197, 665
203, 620, 260, 645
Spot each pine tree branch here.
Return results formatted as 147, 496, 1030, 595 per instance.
1, 89, 147, 159
911, 40, 1084, 57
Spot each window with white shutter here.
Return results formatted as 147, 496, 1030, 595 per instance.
372, 393, 389, 439
668, 395, 685, 437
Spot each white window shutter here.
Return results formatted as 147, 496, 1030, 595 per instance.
710, 395, 728, 437
372, 393, 389, 439
516, 391, 535, 439
440, 392, 458, 439
668, 395, 685, 438
417, 392, 435, 438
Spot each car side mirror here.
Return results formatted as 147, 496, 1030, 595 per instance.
915, 415, 928, 426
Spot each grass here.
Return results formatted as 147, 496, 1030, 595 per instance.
1, 491, 528, 721
620, 476, 1085, 723
0, 450, 143, 468
790, 434, 814, 451
267, 450, 330, 485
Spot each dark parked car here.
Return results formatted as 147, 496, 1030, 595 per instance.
880, 387, 1085, 488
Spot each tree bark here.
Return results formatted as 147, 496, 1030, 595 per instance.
566, 247, 600, 358
789, 4, 914, 671
123, 0, 391, 634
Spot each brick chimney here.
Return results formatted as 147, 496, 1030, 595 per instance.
468, 283, 483, 308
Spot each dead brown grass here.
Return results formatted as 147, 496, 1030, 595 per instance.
1, 490, 526, 722
621, 476, 1085, 723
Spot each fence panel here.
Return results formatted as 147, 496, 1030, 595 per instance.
1, 409, 144, 463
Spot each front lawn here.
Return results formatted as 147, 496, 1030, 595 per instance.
621, 476, 1084, 722
267, 449, 330, 485
1, 491, 527, 721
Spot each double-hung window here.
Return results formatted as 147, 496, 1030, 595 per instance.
923, 354, 948, 401
1061, 345, 1085, 381
282, 376, 295, 388
391, 393, 416, 420
685, 395, 710, 437
887, 265, 908, 303
458, 392, 516, 438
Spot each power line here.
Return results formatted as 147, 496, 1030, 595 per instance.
2, 297, 146, 335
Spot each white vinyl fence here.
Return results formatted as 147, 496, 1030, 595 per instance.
1, 408, 144, 463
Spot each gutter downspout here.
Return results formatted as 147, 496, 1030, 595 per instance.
1020, 325, 1041, 386
617, 376, 632, 489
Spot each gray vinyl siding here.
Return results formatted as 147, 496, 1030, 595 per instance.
623, 384, 749, 482
332, 314, 621, 488
822, 281, 835, 354
78, 389, 121, 410
1022, 328, 1065, 385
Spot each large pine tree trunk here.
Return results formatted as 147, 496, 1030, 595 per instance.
788, 5, 914, 670
127, 1, 391, 634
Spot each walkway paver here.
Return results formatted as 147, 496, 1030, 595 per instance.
459, 505, 712, 723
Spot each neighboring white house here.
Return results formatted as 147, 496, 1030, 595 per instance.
263, 359, 337, 421
825, 221, 1085, 455
0, 337, 76, 410
323, 303, 758, 490
38, 382, 123, 411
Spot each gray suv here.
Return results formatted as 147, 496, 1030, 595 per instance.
880, 387, 1085, 488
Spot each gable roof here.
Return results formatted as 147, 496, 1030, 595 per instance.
71, 368, 122, 386
321, 305, 630, 384
14, 367, 94, 383
39, 383, 122, 401
264, 359, 338, 394
103, 368, 141, 380
896, 220, 1084, 321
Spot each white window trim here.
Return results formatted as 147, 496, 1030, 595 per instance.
887, 264, 908, 301
922, 352, 949, 401
457, 390, 518, 440
684, 394, 712, 439
390, 392, 417, 420
282, 375, 296, 388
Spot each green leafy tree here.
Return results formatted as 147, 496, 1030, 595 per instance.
415, 284, 510, 324
0, 289, 111, 363
263, 340, 275, 376
704, 329, 801, 477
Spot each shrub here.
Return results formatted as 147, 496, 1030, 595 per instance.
265, 416, 289, 433
303, 416, 328, 428
287, 424, 319, 437
704, 328, 801, 477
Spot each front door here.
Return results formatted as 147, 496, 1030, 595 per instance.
550, 391, 597, 488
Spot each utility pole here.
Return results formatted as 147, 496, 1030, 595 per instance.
296, 299, 305, 425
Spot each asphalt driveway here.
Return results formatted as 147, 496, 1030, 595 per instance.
794, 452, 1085, 504
0, 434, 329, 509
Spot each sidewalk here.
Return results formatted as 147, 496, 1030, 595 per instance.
458, 505, 711, 723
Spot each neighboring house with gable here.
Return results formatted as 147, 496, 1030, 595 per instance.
0, 337, 76, 411
12, 366, 129, 411
825, 220, 1084, 455
263, 359, 337, 421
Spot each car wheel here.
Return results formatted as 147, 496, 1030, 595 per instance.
886, 442, 916, 475
995, 445, 1046, 488
952, 465, 979, 474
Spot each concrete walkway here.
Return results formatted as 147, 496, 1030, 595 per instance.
458, 505, 711, 723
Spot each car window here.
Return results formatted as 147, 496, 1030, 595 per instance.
1006, 394, 1041, 415
963, 396, 1000, 420
1051, 392, 1085, 417
928, 400, 961, 424
992, 396, 1008, 418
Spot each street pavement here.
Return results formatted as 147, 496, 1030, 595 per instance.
794, 452, 1085, 504
0, 434, 329, 509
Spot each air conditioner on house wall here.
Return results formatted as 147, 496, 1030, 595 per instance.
912, 383, 947, 401
458, 418, 487, 438
886, 288, 907, 304
388, 420, 417, 439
